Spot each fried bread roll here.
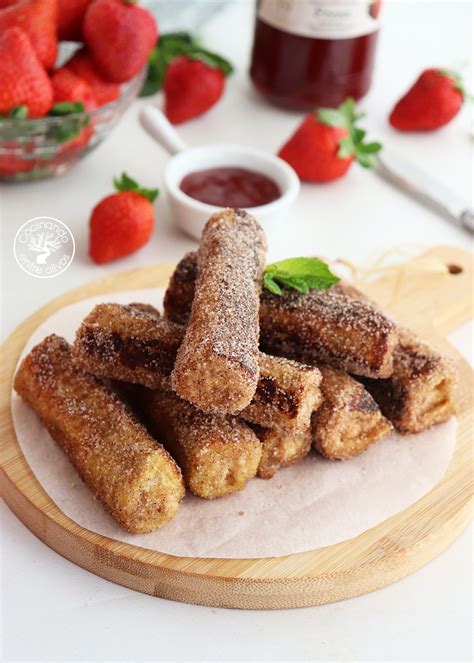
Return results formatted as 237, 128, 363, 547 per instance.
164, 252, 398, 379
72, 303, 184, 389
361, 329, 457, 433
252, 425, 312, 479
136, 388, 262, 499
163, 251, 198, 325
259, 288, 397, 378
128, 302, 161, 319
314, 281, 457, 432
312, 365, 392, 460
321, 283, 457, 432
73, 303, 321, 431
14, 335, 185, 533
330, 281, 371, 302
172, 209, 267, 413
244, 353, 321, 431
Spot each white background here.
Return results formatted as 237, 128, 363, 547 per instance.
1, 1, 472, 661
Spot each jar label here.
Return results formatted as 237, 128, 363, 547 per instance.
258, 0, 381, 40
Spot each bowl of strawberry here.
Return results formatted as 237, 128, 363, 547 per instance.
0, 0, 157, 181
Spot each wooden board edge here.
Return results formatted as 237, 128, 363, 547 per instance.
1, 463, 472, 609
1, 247, 473, 608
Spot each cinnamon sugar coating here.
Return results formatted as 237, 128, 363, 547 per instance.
72, 303, 185, 389
14, 335, 185, 533
135, 387, 262, 499
73, 303, 320, 432
163, 251, 197, 325
312, 365, 392, 460
128, 302, 162, 319
323, 282, 457, 432
252, 425, 312, 479
164, 252, 398, 378
243, 353, 321, 431
259, 288, 397, 378
361, 329, 457, 433
330, 281, 371, 302
171, 209, 267, 413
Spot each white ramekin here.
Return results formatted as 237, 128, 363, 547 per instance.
139, 106, 300, 241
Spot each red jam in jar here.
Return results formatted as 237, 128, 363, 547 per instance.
250, 0, 381, 111
180, 167, 281, 208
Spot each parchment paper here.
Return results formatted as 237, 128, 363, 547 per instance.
10, 288, 457, 558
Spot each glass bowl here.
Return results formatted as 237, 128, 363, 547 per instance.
0, 67, 146, 182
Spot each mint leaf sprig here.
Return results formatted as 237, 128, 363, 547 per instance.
140, 32, 234, 97
264, 257, 340, 296
318, 98, 382, 168
114, 172, 159, 202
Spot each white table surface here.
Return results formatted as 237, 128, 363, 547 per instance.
1, 2, 473, 661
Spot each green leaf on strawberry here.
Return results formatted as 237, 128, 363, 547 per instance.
140, 32, 192, 97
113, 172, 159, 202
318, 97, 382, 168
437, 68, 471, 100
49, 102, 86, 116
0, 105, 29, 122
9, 105, 29, 119
336, 136, 353, 159
140, 31, 233, 97
47, 102, 90, 144
264, 257, 340, 296
186, 49, 233, 76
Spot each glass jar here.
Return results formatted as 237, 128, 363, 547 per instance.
250, 0, 381, 111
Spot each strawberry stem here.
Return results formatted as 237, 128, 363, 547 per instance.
49, 102, 85, 115
140, 31, 233, 97
9, 105, 29, 119
317, 97, 382, 168
113, 172, 159, 202
47, 103, 90, 143
437, 68, 470, 101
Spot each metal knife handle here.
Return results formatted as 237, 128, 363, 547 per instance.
375, 152, 474, 235
460, 209, 474, 234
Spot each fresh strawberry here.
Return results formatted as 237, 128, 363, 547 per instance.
0, 156, 35, 177
66, 49, 120, 106
0, 140, 37, 177
58, 0, 92, 40
89, 173, 158, 264
0, 0, 58, 70
46, 97, 95, 156
83, 0, 157, 84
278, 98, 382, 182
164, 56, 225, 124
0, 0, 19, 7
140, 31, 233, 98
390, 68, 465, 131
51, 68, 96, 109
369, 0, 381, 19
57, 120, 94, 156
279, 116, 352, 182
0, 28, 53, 117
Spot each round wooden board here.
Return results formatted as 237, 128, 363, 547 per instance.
1, 245, 473, 610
